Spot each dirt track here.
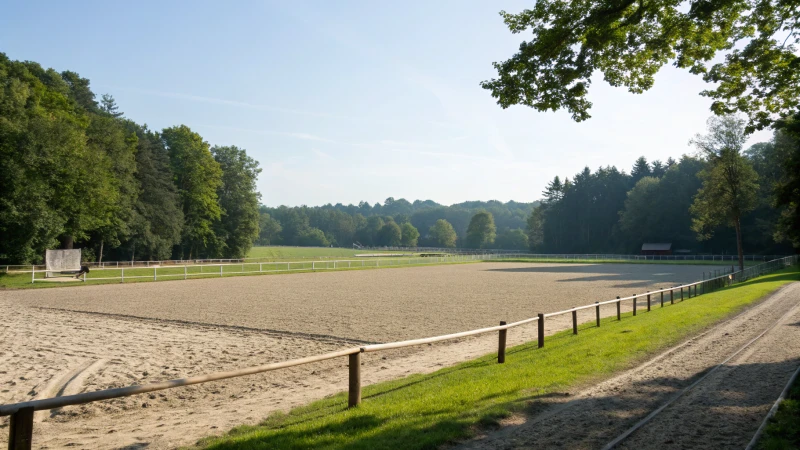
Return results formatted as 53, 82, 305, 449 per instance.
0, 262, 726, 448
458, 282, 800, 450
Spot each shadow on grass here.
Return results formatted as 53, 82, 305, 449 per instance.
201, 356, 800, 450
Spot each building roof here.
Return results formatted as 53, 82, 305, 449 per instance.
641, 243, 672, 251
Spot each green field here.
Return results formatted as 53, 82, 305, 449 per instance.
193, 266, 800, 450
246, 246, 412, 260
502, 257, 761, 267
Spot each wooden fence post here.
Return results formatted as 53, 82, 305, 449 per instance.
537, 314, 545, 348
647, 293, 651, 311
616, 297, 621, 320
595, 302, 600, 327
8, 406, 34, 450
680, 287, 684, 301
671, 288, 674, 304
660, 291, 664, 307
633, 295, 637, 316
572, 310, 577, 335
498, 321, 507, 363
348, 352, 361, 407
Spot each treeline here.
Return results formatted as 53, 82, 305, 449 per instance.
258, 200, 537, 249
528, 120, 800, 256
0, 53, 261, 264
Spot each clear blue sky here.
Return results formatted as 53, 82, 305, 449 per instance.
0, 1, 772, 207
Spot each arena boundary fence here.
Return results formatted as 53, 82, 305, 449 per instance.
27, 253, 530, 284
4, 252, 790, 273
18, 252, 790, 282
2, 255, 798, 449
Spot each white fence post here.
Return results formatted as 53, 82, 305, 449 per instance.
154, 267, 157, 281
184, 266, 187, 280
121, 268, 125, 283
220, 265, 223, 277
31, 265, 34, 284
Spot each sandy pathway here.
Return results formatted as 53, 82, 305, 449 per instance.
458, 282, 800, 450
0, 263, 725, 448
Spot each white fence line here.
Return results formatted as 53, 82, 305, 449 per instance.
10, 252, 790, 274
29, 253, 530, 283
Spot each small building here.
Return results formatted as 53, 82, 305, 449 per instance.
641, 243, 672, 255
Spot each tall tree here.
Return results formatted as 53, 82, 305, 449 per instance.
377, 221, 402, 246
429, 219, 458, 248
690, 116, 759, 270
495, 228, 529, 250
773, 115, 800, 248
162, 125, 223, 259
482, 1, 800, 132
630, 157, 651, 184
400, 222, 420, 247
212, 145, 262, 258
257, 212, 282, 245
126, 123, 183, 260
466, 211, 497, 249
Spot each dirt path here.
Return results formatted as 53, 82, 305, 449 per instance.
458, 282, 800, 450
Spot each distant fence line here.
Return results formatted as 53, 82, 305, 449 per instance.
3, 255, 797, 449
28, 253, 528, 283
5, 252, 791, 273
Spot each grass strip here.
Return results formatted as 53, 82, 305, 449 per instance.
758, 376, 800, 449
501, 257, 760, 266
193, 266, 800, 450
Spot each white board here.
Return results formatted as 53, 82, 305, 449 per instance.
45, 249, 82, 277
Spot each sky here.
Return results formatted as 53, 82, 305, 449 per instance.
0, 1, 773, 207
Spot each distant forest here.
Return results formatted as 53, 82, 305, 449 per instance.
2, 53, 798, 265
258, 200, 537, 250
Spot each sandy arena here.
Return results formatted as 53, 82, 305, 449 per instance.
0, 262, 726, 448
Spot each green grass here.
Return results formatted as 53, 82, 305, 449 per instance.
246, 247, 412, 260
758, 376, 800, 449
193, 266, 800, 450
501, 257, 760, 266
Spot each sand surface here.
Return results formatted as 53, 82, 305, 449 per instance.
458, 282, 800, 449
0, 262, 725, 448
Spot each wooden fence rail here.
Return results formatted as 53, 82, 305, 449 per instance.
2, 255, 797, 449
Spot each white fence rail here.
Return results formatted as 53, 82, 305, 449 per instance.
7, 252, 790, 274
28, 253, 530, 283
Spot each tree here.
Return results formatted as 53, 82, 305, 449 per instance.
400, 222, 420, 247
495, 228, 529, 250
466, 211, 497, 248
482, 1, 800, 131
429, 219, 457, 248
773, 115, 800, 248
212, 145, 262, 258
651, 160, 666, 178
619, 177, 662, 244
126, 123, 183, 260
162, 125, 223, 258
257, 213, 282, 245
100, 94, 123, 117
690, 116, 759, 270
377, 221, 402, 246
631, 157, 651, 184
296, 227, 329, 247
526, 205, 545, 252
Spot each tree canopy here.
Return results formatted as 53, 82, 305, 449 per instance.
482, 0, 800, 132
0, 53, 262, 264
